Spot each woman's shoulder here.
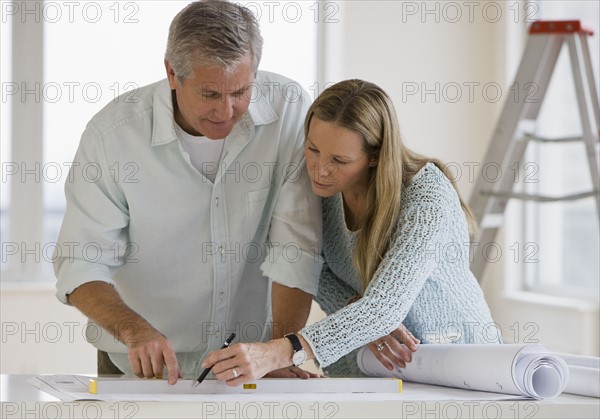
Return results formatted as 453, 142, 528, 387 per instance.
403, 162, 458, 203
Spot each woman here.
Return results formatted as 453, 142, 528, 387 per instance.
201, 79, 500, 384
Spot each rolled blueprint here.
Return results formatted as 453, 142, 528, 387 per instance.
554, 352, 600, 397
357, 343, 569, 399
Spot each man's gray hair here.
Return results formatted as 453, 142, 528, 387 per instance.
165, 0, 263, 80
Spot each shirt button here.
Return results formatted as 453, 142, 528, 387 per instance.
219, 292, 225, 300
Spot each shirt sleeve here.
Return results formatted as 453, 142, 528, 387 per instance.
314, 261, 359, 315
300, 185, 454, 367
260, 94, 323, 296
54, 121, 130, 304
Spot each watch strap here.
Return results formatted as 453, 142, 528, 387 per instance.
284, 333, 303, 352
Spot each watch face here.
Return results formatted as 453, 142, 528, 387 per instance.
292, 349, 307, 366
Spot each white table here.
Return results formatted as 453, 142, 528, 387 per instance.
1, 374, 598, 418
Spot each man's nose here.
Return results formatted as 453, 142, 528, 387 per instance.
214, 96, 234, 120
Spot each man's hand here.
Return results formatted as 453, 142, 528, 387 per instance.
68, 281, 181, 383
124, 325, 182, 384
368, 324, 420, 370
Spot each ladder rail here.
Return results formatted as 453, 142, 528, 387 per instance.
470, 33, 563, 274
523, 34, 564, 120
469, 34, 556, 223
579, 33, 600, 130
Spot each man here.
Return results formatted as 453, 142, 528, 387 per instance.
54, 0, 322, 384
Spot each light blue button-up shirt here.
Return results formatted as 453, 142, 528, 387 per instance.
54, 71, 322, 376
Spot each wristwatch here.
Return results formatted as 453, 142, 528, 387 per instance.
284, 333, 307, 366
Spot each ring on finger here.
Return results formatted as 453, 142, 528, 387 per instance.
376, 342, 386, 352
232, 368, 238, 379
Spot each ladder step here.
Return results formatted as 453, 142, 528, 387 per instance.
530, 20, 594, 35
482, 190, 598, 203
522, 133, 585, 143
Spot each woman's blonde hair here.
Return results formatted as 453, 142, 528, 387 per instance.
305, 79, 476, 292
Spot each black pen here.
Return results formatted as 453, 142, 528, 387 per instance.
193, 333, 236, 387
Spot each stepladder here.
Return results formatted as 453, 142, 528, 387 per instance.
469, 20, 600, 281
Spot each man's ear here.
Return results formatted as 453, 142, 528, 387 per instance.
164, 59, 178, 89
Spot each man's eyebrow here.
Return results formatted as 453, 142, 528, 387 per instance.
232, 84, 252, 94
201, 84, 252, 95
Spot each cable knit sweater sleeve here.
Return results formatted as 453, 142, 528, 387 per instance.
314, 261, 359, 316
300, 165, 456, 367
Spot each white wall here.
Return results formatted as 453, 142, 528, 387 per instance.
1, 283, 96, 374
320, 0, 506, 198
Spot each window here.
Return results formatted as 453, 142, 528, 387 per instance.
517, 1, 599, 298
1, 0, 319, 281
1, 8, 11, 270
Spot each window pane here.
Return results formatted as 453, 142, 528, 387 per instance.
523, 0, 600, 296
238, 1, 318, 90
43, 1, 190, 256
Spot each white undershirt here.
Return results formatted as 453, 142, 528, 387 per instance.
175, 124, 225, 183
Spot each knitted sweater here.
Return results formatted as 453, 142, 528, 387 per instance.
299, 163, 500, 376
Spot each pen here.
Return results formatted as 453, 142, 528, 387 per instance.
193, 333, 236, 387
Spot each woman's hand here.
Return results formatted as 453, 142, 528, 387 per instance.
201, 338, 310, 386
368, 324, 420, 370
200, 341, 276, 385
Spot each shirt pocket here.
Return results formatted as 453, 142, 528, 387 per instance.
246, 187, 271, 241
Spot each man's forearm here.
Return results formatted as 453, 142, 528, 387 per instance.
67, 281, 155, 344
271, 282, 313, 339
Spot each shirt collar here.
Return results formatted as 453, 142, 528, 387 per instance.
150, 79, 178, 147
150, 76, 278, 147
